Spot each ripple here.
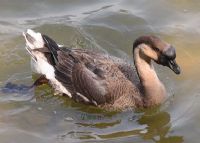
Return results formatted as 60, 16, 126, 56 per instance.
0, 0, 199, 143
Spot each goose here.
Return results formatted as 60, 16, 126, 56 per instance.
23, 29, 181, 110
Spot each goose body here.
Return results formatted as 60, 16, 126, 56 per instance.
23, 29, 180, 110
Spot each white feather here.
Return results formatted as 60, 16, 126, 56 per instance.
32, 52, 72, 97
24, 29, 72, 98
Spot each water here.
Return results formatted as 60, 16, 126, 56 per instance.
0, 0, 200, 143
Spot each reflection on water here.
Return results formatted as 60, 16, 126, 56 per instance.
138, 109, 183, 143
0, 0, 200, 143
51, 107, 183, 143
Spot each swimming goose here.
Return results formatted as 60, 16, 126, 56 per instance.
23, 29, 181, 109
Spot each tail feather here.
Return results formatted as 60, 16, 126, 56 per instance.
42, 34, 60, 65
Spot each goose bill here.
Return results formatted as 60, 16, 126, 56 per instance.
167, 59, 181, 74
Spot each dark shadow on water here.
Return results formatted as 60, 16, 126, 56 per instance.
137, 108, 184, 143
1, 82, 32, 94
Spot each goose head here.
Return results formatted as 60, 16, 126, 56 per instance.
133, 35, 181, 74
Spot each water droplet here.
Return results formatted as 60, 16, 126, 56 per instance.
183, 9, 188, 13
37, 107, 42, 111
64, 117, 73, 121
128, 115, 137, 121
140, 129, 147, 134
154, 135, 160, 141
53, 111, 57, 114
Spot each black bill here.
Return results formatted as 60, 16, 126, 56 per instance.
167, 59, 181, 74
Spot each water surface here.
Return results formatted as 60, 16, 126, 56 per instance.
0, 0, 200, 143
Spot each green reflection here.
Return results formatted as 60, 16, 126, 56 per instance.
138, 108, 184, 143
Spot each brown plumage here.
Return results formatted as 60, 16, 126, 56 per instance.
23, 29, 181, 110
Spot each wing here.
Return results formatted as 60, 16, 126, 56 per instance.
72, 63, 108, 105
55, 51, 108, 105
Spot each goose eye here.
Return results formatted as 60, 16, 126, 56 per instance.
153, 47, 159, 52
159, 55, 168, 65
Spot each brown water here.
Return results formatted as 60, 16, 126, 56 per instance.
0, 0, 200, 143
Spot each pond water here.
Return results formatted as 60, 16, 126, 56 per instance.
0, 0, 200, 143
